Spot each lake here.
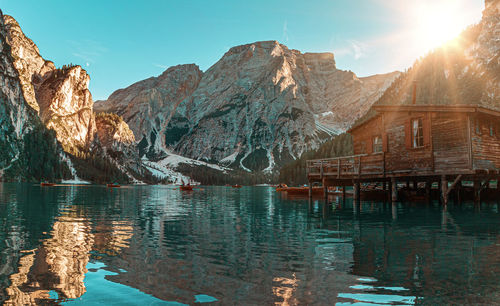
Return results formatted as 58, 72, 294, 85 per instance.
0, 183, 499, 305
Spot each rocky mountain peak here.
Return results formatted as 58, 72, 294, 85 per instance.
3, 14, 104, 152
35, 65, 96, 150
3, 14, 55, 113
97, 39, 399, 172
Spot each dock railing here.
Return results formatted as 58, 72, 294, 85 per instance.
307, 152, 386, 179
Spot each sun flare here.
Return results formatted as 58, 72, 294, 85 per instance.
412, 1, 471, 51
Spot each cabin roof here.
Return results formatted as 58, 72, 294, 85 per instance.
349, 105, 500, 133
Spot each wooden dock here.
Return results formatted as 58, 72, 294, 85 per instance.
307, 105, 500, 204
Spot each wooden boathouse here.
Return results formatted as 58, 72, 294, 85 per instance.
307, 104, 500, 204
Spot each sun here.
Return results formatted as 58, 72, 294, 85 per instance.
412, 1, 470, 51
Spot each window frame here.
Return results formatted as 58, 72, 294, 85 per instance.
412, 118, 424, 148
373, 135, 383, 153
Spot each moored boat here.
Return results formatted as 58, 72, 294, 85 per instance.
275, 184, 288, 191
280, 186, 324, 195
232, 184, 242, 188
107, 183, 121, 188
179, 185, 194, 191
40, 182, 55, 186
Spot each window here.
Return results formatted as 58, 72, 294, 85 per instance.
373, 135, 383, 153
412, 118, 424, 148
475, 119, 482, 135
359, 141, 366, 154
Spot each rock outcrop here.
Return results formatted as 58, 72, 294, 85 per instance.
4, 15, 96, 152
35, 66, 96, 150
0, 10, 70, 181
3, 15, 55, 113
94, 64, 203, 157
0, 12, 34, 176
97, 41, 399, 172
95, 112, 135, 153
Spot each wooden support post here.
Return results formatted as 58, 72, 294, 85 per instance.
497, 177, 500, 198
353, 181, 360, 205
437, 179, 442, 204
342, 184, 346, 199
425, 180, 432, 202
388, 180, 392, 202
443, 175, 462, 205
413, 180, 418, 190
473, 180, 480, 204
308, 183, 312, 199
441, 175, 448, 205
456, 180, 462, 204
322, 179, 328, 200
391, 178, 397, 202
392, 203, 397, 220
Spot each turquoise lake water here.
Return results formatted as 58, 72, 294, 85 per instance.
0, 183, 499, 305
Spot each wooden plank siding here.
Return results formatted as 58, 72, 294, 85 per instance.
382, 112, 433, 173
471, 113, 500, 170
431, 113, 470, 172
308, 106, 500, 183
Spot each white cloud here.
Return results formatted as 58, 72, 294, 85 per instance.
154, 63, 169, 69
67, 39, 108, 65
333, 40, 369, 60
282, 20, 289, 43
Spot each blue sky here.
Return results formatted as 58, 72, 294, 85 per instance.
0, 0, 484, 100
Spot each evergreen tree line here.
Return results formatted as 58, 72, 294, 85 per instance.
278, 133, 353, 186
68, 149, 131, 184
3, 123, 72, 182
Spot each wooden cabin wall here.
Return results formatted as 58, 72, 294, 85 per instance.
471, 113, 500, 170
383, 112, 433, 173
431, 113, 470, 172
351, 116, 383, 155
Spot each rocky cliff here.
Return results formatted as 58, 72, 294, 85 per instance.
94, 64, 202, 157
3, 15, 55, 113
4, 15, 96, 152
0, 10, 70, 181
35, 65, 96, 151
2, 14, 152, 183
97, 41, 399, 172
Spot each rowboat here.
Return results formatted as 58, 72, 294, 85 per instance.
40, 182, 55, 186
107, 184, 121, 188
179, 185, 194, 191
281, 186, 324, 195
232, 185, 242, 188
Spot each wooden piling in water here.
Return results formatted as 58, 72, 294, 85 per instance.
441, 175, 448, 205
391, 178, 397, 202
425, 180, 432, 202
353, 181, 360, 204
474, 180, 480, 204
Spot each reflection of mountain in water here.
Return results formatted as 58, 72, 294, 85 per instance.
0, 185, 499, 304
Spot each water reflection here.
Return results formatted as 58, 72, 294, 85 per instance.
0, 184, 498, 304
4, 212, 94, 304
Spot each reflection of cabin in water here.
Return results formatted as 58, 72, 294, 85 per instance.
307, 104, 500, 204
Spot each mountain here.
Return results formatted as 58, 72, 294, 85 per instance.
94, 64, 203, 157
1, 13, 159, 183
5, 15, 96, 152
96, 41, 399, 173
0, 10, 71, 181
